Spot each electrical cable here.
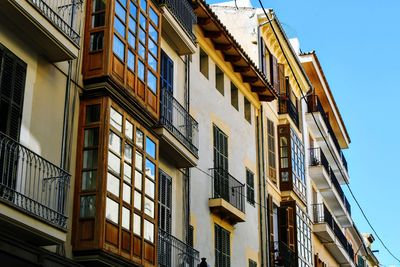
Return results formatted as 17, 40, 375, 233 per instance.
255, 0, 400, 263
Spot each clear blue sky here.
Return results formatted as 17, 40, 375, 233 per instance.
207, 1, 400, 266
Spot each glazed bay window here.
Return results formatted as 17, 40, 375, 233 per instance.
296, 206, 313, 267
73, 98, 159, 266
278, 124, 306, 202
267, 119, 277, 184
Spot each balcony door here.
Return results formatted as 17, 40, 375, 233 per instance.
158, 169, 172, 267
213, 125, 229, 200
160, 50, 173, 124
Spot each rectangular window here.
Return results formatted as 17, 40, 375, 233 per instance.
267, 119, 276, 184
213, 125, 228, 171
296, 206, 313, 267
230, 82, 239, 110
246, 169, 255, 205
244, 97, 251, 123
215, 224, 230, 267
215, 65, 224, 95
200, 48, 209, 79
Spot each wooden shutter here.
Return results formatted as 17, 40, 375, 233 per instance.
287, 206, 296, 251
271, 56, 279, 93
278, 64, 286, 96
158, 170, 172, 234
0, 45, 27, 140
267, 195, 275, 267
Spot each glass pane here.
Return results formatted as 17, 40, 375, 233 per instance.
119, 0, 127, 7
145, 159, 155, 180
123, 183, 131, 204
144, 220, 154, 243
106, 197, 119, 223
114, 16, 126, 38
130, 1, 137, 17
139, 28, 146, 43
135, 170, 142, 190
139, 13, 146, 28
113, 34, 125, 60
127, 51, 135, 72
82, 171, 97, 191
149, 24, 158, 41
148, 54, 157, 72
92, 13, 105, 28
83, 150, 98, 169
145, 178, 154, 199
84, 128, 99, 147
129, 16, 137, 32
140, 0, 147, 12
122, 206, 130, 230
109, 131, 122, 155
93, 0, 106, 12
80, 195, 96, 218
110, 107, 123, 132
128, 32, 136, 49
108, 151, 121, 175
124, 162, 132, 182
115, 1, 126, 20
138, 60, 145, 81
138, 43, 145, 59
107, 172, 120, 197
135, 152, 143, 170
125, 143, 133, 163
145, 137, 156, 158
149, 7, 158, 26
144, 197, 154, 218
147, 71, 157, 93
134, 190, 142, 210
90, 32, 104, 51
86, 104, 100, 123
149, 39, 157, 56
133, 213, 141, 235
125, 120, 133, 140
136, 129, 144, 148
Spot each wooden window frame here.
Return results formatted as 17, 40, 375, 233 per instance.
246, 169, 255, 206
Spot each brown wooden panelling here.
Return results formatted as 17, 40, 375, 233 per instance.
147, 91, 157, 113
137, 81, 145, 101
122, 230, 131, 252
133, 236, 142, 257
127, 71, 136, 92
89, 52, 103, 71
144, 242, 155, 264
112, 56, 125, 82
105, 222, 119, 247
79, 220, 95, 241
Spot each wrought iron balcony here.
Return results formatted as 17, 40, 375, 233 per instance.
0, 132, 70, 229
279, 96, 299, 128
27, 0, 82, 45
160, 89, 199, 157
271, 241, 297, 267
210, 168, 245, 213
330, 170, 351, 215
158, 229, 200, 267
157, 0, 196, 41
309, 147, 329, 174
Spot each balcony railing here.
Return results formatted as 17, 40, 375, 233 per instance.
309, 147, 329, 174
279, 97, 299, 128
313, 204, 354, 262
158, 229, 200, 267
160, 89, 199, 156
210, 168, 245, 213
330, 171, 351, 215
158, 0, 196, 41
28, 0, 82, 45
0, 132, 70, 229
271, 241, 297, 267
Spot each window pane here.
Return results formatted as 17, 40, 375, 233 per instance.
134, 190, 142, 210
149, 7, 158, 26
114, 16, 126, 38
86, 104, 101, 123
106, 197, 119, 223
149, 24, 158, 41
149, 39, 157, 56
138, 43, 145, 59
140, 0, 147, 11
125, 143, 133, 163
128, 32, 136, 49
83, 150, 98, 169
130, 1, 137, 17
138, 60, 145, 81
145, 137, 156, 158
144, 197, 154, 218
110, 107, 123, 131
133, 213, 141, 235
80, 195, 96, 218
128, 51, 135, 71
108, 151, 121, 175
139, 28, 146, 43
82, 171, 97, 191
109, 131, 122, 155
107, 172, 120, 197
113, 35, 125, 60
90, 32, 104, 51
123, 183, 131, 204
84, 128, 99, 147
124, 162, 132, 182
144, 220, 154, 243
145, 178, 154, 199
122, 206, 130, 230
93, 0, 106, 12
135, 152, 143, 170
136, 129, 144, 148
147, 71, 157, 93
135, 170, 142, 190
125, 120, 133, 140
129, 16, 137, 32
148, 54, 157, 71
115, 1, 126, 20
92, 12, 105, 28
139, 13, 146, 28
145, 159, 155, 180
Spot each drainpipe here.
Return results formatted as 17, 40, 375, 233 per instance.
60, 61, 72, 170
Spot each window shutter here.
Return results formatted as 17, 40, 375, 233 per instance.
158, 170, 172, 234
272, 56, 279, 93
278, 63, 286, 96
267, 195, 275, 267
287, 206, 296, 251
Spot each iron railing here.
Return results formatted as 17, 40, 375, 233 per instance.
0, 132, 70, 229
158, 229, 200, 267
27, 0, 82, 45
279, 97, 299, 128
313, 204, 354, 262
330, 170, 351, 215
160, 89, 199, 156
158, 0, 196, 41
271, 241, 297, 267
210, 168, 245, 213
309, 147, 329, 174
